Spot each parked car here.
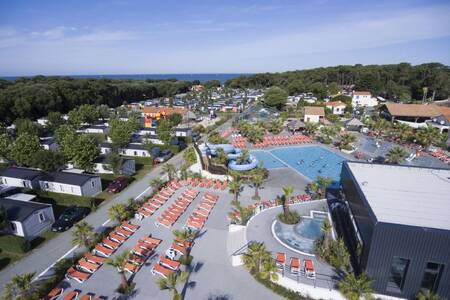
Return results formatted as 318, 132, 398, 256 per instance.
106, 177, 129, 193
51, 206, 91, 232
154, 149, 173, 163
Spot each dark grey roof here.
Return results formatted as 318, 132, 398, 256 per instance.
176, 127, 192, 132
0, 167, 43, 180
40, 137, 56, 145
100, 142, 113, 148
124, 143, 146, 150
0, 198, 51, 222
41, 172, 98, 186
88, 125, 108, 129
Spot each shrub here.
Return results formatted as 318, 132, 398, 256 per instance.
254, 275, 313, 300
278, 211, 301, 224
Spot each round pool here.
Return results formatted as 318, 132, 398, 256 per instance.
272, 213, 327, 256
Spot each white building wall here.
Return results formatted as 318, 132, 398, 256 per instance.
120, 148, 151, 157
304, 114, 320, 123
0, 177, 34, 189
40, 181, 83, 196
9, 221, 25, 237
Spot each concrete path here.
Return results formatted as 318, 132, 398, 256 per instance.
0, 152, 185, 291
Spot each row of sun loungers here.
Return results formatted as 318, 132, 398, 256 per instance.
65, 221, 140, 283
156, 189, 199, 228
44, 287, 105, 300
430, 150, 450, 163
182, 177, 228, 191
151, 238, 194, 278
137, 186, 176, 218
253, 134, 311, 148
124, 234, 162, 274
185, 192, 219, 231
276, 252, 316, 279
232, 136, 247, 149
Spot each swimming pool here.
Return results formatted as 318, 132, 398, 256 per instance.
272, 211, 327, 255
270, 146, 347, 185
250, 151, 286, 169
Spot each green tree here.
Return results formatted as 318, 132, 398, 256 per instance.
243, 242, 271, 275
281, 185, 294, 216
68, 104, 100, 128
251, 174, 264, 200
183, 147, 197, 166
392, 123, 412, 142
268, 119, 283, 134
304, 122, 319, 136
108, 203, 131, 224
47, 111, 65, 131
338, 272, 373, 300
97, 104, 110, 121
14, 119, 40, 136
105, 152, 123, 175
71, 221, 96, 249
339, 133, 356, 150
30, 150, 66, 172
259, 258, 279, 281
10, 133, 41, 167
229, 180, 242, 204
264, 86, 288, 109
54, 125, 78, 160
0, 133, 11, 160
71, 135, 100, 171
168, 113, 183, 126
156, 119, 174, 144
385, 146, 408, 164
317, 176, 333, 197
2, 272, 38, 300
172, 229, 198, 263
416, 290, 444, 300
157, 271, 189, 300
321, 219, 333, 250
150, 178, 164, 191
372, 118, 390, 137
416, 125, 445, 148
107, 250, 131, 291
328, 82, 341, 95
108, 118, 135, 150
162, 163, 176, 181
320, 126, 337, 144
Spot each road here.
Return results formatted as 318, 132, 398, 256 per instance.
0, 152, 185, 290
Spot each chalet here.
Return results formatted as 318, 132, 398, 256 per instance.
100, 142, 113, 155
39, 172, 102, 197
119, 143, 151, 157
0, 167, 43, 189
0, 197, 55, 240
83, 124, 109, 135
93, 156, 136, 176
40, 137, 59, 151
352, 91, 378, 107
303, 106, 325, 124
175, 127, 193, 137
380, 103, 442, 129
325, 101, 346, 115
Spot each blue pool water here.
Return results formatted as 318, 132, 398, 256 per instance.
270, 146, 347, 186
273, 212, 327, 255
251, 151, 286, 169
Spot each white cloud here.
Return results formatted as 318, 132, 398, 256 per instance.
30, 26, 76, 40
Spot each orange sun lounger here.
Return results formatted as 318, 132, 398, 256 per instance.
159, 256, 181, 270
78, 259, 100, 273
102, 238, 121, 250
109, 232, 127, 243
94, 244, 114, 257
84, 252, 106, 265
79, 294, 93, 300
66, 267, 91, 283
276, 252, 286, 268
115, 226, 133, 238
142, 235, 162, 246
304, 259, 316, 279
122, 221, 140, 232
290, 257, 300, 274
62, 290, 80, 300
133, 245, 153, 257
137, 239, 157, 250
124, 262, 141, 274
151, 263, 174, 278
43, 287, 64, 300
129, 253, 146, 265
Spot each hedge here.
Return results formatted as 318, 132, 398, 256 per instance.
254, 275, 315, 300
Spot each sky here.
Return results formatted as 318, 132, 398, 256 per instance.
0, 0, 449, 76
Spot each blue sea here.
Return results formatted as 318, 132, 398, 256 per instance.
0, 73, 248, 84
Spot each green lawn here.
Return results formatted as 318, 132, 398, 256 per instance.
32, 191, 100, 217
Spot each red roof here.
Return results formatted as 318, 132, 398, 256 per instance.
142, 106, 188, 115
353, 91, 371, 96
326, 101, 346, 107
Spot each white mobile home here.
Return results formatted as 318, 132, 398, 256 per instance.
93, 156, 136, 176
119, 143, 151, 157
0, 167, 43, 189
0, 197, 55, 240
39, 172, 102, 197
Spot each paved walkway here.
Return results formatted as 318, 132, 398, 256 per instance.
0, 152, 185, 291
56, 184, 282, 300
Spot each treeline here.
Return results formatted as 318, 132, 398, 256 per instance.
226, 63, 450, 101
0, 76, 192, 124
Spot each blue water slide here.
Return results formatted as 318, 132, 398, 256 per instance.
228, 155, 259, 171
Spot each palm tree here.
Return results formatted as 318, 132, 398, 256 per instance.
385, 146, 408, 164
162, 163, 176, 181
321, 219, 333, 250
269, 119, 283, 134
416, 289, 444, 300
317, 176, 333, 197
416, 125, 443, 149
229, 180, 242, 204
339, 133, 356, 150
150, 178, 163, 191
259, 258, 279, 281
106, 250, 131, 291
72, 221, 96, 249
338, 272, 373, 300
281, 185, 294, 216
372, 118, 390, 137
172, 229, 198, 260
320, 126, 337, 144
108, 203, 130, 224
304, 122, 319, 136
2, 272, 38, 300
242, 242, 271, 274
393, 123, 412, 142
158, 272, 189, 300
251, 174, 264, 200
237, 149, 250, 165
